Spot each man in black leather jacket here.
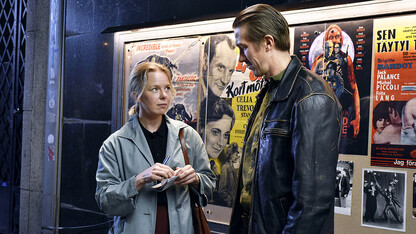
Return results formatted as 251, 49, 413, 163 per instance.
229, 4, 342, 234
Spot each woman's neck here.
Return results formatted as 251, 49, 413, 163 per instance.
138, 114, 163, 133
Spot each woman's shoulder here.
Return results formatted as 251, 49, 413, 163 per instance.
166, 116, 200, 138
103, 121, 135, 144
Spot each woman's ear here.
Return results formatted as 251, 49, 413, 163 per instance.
131, 92, 140, 102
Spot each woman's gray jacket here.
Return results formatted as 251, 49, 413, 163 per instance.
96, 115, 215, 233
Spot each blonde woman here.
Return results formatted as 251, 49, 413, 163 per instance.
96, 62, 215, 233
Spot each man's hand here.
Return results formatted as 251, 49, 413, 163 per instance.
350, 116, 360, 138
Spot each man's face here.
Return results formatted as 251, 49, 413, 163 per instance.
324, 41, 333, 58
326, 64, 335, 78
231, 152, 239, 163
327, 28, 342, 45
234, 25, 269, 77
389, 107, 402, 125
334, 43, 340, 53
207, 40, 237, 97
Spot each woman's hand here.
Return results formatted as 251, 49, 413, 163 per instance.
135, 163, 175, 191
175, 165, 199, 186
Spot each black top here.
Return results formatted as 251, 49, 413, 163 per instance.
139, 115, 168, 205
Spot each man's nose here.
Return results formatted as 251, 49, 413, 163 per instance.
221, 71, 231, 84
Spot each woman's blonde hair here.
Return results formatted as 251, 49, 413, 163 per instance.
128, 62, 174, 116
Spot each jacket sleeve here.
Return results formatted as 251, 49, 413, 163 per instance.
95, 136, 139, 217
284, 94, 341, 233
184, 127, 216, 200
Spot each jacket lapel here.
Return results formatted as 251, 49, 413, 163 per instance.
165, 117, 181, 163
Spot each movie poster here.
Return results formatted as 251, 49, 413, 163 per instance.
370, 15, 416, 168
124, 37, 201, 128
197, 34, 264, 212
362, 169, 406, 232
293, 19, 373, 155
335, 161, 354, 216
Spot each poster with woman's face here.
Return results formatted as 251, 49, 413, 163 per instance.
370, 15, 416, 169
197, 33, 264, 224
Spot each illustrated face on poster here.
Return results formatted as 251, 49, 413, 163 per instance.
294, 19, 373, 155
335, 161, 354, 216
201, 34, 237, 100
206, 39, 237, 97
361, 168, 406, 232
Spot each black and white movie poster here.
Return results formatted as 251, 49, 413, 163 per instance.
335, 161, 354, 215
294, 19, 373, 155
362, 169, 406, 232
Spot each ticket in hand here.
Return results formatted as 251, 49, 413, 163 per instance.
151, 169, 180, 192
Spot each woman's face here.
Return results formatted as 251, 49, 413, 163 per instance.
376, 118, 387, 132
137, 70, 172, 118
203, 115, 233, 159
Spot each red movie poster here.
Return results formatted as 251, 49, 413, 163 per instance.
371, 15, 416, 168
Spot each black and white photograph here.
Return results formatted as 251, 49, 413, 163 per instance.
362, 168, 406, 232
335, 161, 354, 215
413, 173, 416, 218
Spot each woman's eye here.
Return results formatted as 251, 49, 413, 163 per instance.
224, 132, 230, 140
211, 129, 220, 136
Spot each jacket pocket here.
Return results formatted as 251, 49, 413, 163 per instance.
262, 120, 290, 139
276, 196, 293, 225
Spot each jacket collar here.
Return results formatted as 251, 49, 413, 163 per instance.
269, 55, 303, 102
118, 114, 185, 165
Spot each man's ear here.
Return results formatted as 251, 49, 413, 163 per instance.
264, 35, 274, 52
